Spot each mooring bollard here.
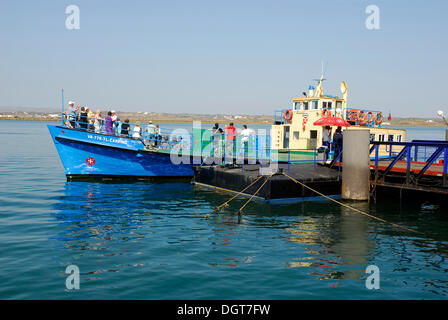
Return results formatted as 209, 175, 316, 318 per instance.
341, 129, 370, 201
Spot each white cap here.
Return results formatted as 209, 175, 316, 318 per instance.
111, 110, 116, 113
68, 101, 74, 105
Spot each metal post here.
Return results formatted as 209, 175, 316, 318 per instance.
445, 129, 448, 141
375, 144, 379, 182
288, 149, 290, 173
406, 146, 411, 185
443, 147, 447, 187
61, 88, 64, 126
341, 129, 370, 201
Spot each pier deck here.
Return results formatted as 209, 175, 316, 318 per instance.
193, 163, 341, 203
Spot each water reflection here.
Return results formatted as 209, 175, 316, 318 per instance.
52, 183, 149, 247
284, 203, 374, 284
50, 181, 199, 284
48, 180, 448, 297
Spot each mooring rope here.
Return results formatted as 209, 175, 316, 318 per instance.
236, 173, 275, 216
282, 172, 422, 234
203, 175, 264, 219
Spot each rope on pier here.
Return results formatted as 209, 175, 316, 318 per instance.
236, 173, 275, 217
203, 175, 264, 219
281, 172, 422, 234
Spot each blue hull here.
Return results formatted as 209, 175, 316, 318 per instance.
48, 125, 194, 179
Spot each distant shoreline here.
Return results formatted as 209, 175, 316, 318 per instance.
0, 117, 271, 125
1, 117, 447, 127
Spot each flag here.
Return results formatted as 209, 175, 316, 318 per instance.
388, 112, 392, 122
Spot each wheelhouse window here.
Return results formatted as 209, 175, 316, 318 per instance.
369, 133, 376, 141
396, 135, 402, 142
388, 134, 394, 141
378, 134, 385, 142
312, 101, 318, 110
303, 102, 309, 111
322, 101, 332, 109
294, 102, 301, 110
336, 101, 342, 109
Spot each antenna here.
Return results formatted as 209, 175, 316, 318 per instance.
313, 61, 327, 83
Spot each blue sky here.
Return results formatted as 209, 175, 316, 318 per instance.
0, 0, 447, 117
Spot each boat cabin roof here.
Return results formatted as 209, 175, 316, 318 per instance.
292, 96, 344, 103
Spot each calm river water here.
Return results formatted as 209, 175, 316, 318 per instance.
0, 121, 447, 299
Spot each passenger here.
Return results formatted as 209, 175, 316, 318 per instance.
212, 123, 223, 157
155, 124, 162, 148
162, 136, 169, 147
172, 136, 180, 148
64, 101, 76, 128
225, 122, 237, 160
94, 110, 103, 133
132, 122, 142, 139
111, 110, 118, 128
78, 106, 88, 129
146, 121, 156, 146
240, 125, 252, 146
239, 125, 254, 161
74, 104, 80, 127
86, 107, 94, 131
333, 126, 343, 161
322, 126, 332, 160
115, 118, 122, 135
121, 119, 130, 136
105, 111, 114, 135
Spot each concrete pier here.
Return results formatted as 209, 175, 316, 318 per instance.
193, 163, 341, 203
341, 130, 370, 201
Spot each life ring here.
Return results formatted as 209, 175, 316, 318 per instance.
375, 112, 383, 125
365, 111, 374, 124
322, 109, 332, 117
284, 110, 293, 122
347, 110, 357, 122
302, 116, 308, 131
357, 110, 366, 125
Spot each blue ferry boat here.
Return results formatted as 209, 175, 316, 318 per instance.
48, 124, 196, 180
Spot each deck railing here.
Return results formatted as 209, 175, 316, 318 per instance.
60, 112, 336, 172
62, 113, 193, 151
370, 140, 448, 187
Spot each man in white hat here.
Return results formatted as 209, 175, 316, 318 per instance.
111, 110, 118, 133
145, 120, 156, 146
64, 101, 76, 128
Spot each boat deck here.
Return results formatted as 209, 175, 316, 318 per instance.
371, 160, 446, 177
333, 160, 446, 177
